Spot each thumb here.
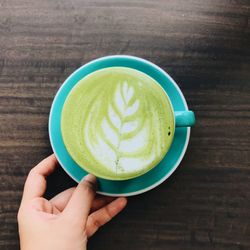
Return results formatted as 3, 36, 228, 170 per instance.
63, 174, 97, 223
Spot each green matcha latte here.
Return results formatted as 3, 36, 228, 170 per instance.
61, 67, 174, 180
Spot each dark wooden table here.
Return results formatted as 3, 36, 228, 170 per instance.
1, 0, 250, 249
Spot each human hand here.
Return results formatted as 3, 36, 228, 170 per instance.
17, 154, 127, 250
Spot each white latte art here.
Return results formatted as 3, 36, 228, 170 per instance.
84, 81, 155, 174
61, 67, 174, 180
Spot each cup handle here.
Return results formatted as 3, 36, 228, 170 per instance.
174, 111, 195, 127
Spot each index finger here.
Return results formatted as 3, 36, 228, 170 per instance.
21, 154, 58, 203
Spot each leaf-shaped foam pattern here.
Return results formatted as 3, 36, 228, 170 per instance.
61, 67, 174, 180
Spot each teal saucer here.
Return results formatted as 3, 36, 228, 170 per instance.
49, 55, 190, 196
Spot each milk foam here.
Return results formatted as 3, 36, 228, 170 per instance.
83, 82, 155, 174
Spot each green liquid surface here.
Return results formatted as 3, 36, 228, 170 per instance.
61, 67, 174, 180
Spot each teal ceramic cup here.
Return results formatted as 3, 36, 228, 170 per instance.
49, 55, 195, 195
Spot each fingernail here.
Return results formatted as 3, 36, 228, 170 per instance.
81, 174, 97, 190
84, 174, 96, 182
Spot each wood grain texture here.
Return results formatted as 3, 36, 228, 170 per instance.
0, 0, 250, 249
